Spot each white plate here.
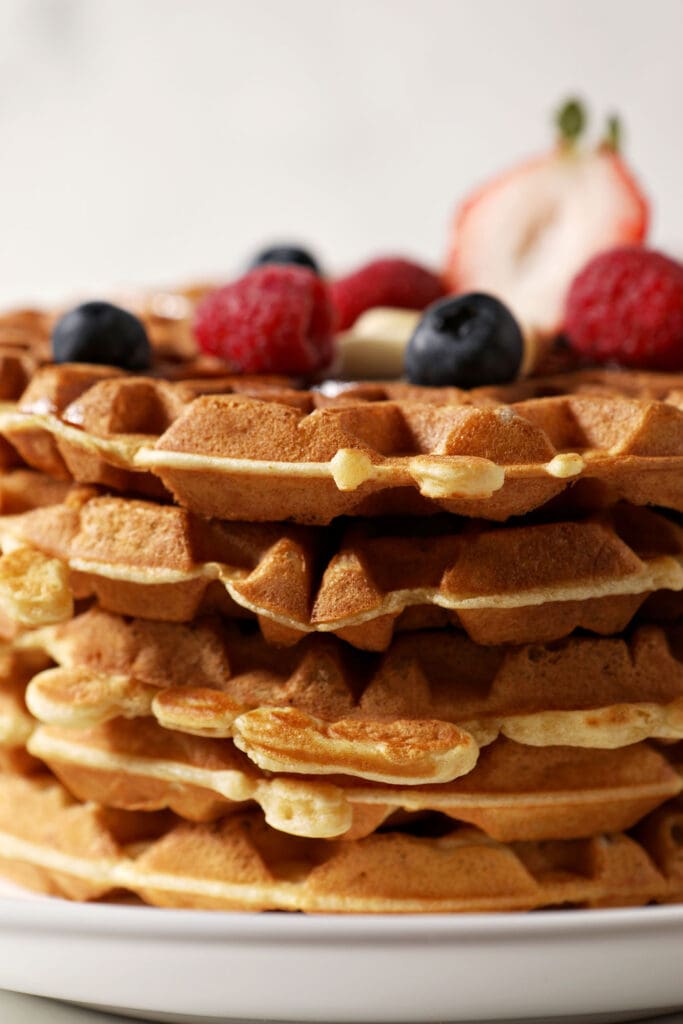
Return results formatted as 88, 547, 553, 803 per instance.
0, 880, 682, 1024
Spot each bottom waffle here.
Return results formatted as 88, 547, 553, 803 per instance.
0, 770, 681, 913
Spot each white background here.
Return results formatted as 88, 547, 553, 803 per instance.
0, 0, 681, 306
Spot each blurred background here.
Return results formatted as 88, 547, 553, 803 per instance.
0, 0, 680, 306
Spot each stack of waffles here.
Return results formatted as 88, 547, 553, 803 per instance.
0, 296, 682, 912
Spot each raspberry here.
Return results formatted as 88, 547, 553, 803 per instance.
331, 257, 446, 331
194, 265, 335, 374
564, 247, 683, 370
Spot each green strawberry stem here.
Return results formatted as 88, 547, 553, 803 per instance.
602, 114, 622, 152
555, 98, 586, 146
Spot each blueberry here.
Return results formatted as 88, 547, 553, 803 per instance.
404, 293, 523, 387
51, 302, 151, 370
250, 244, 320, 274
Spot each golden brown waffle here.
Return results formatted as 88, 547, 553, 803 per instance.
0, 366, 310, 501
0, 472, 94, 633
0, 368, 681, 522
27, 715, 682, 842
0, 285, 215, 371
3, 297, 682, 916
0, 747, 41, 774
0, 638, 52, 777
1, 491, 681, 648
0, 312, 51, 476
0, 341, 40, 471
0, 293, 210, 469
5, 618, 674, 842
0, 470, 76, 514
20, 610, 683, 782
0, 644, 51, 751
0, 770, 681, 911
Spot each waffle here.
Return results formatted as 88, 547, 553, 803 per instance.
0, 769, 680, 911
0, 490, 681, 649
2, 290, 682, 916
19, 610, 683, 783
0, 293, 212, 472
0, 470, 76, 514
26, 715, 682, 842
5, 606, 677, 844
0, 747, 41, 775
0, 643, 51, 750
0, 367, 680, 523
0, 285, 229, 374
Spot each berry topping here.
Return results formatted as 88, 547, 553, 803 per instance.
331, 257, 446, 331
404, 293, 523, 387
51, 302, 151, 370
194, 265, 335, 374
250, 244, 320, 274
444, 99, 649, 335
564, 246, 683, 370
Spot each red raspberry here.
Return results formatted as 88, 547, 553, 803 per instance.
331, 257, 446, 330
194, 265, 335, 374
565, 247, 683, 370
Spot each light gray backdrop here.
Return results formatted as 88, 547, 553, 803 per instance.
0, 0, 680, 305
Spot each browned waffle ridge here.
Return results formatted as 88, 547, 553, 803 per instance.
6, 612, 679, 843
0, 285, 219, 371
0, 646, 51, 750
1, 490, 681, 648
19, 609, 683, 783
26, 718, 682, 842
0, 368, 681, 522
0, 770, 681, 911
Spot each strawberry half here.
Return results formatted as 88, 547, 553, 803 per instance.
444, 100, 649, 336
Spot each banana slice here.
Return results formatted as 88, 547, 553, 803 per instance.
334, 305, 546, 381
335, 307, 421, 378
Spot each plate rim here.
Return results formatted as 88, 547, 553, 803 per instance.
2, 891, 683, 1022
1, 892, 683, 945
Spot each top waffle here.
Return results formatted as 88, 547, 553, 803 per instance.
2, 294, 682, 524
0, 361, 681, 522
0, 286, 215, 377
0, 299, 294, 476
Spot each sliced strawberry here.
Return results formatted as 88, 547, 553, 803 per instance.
444, 101, 649, 336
